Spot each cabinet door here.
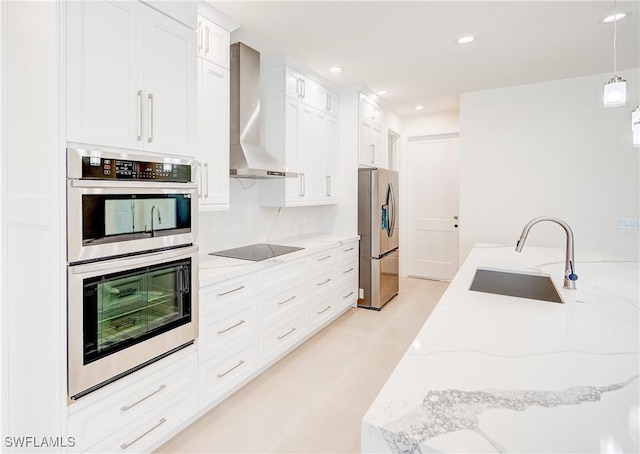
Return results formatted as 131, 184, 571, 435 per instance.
284, 99, 313, 202
197, 16, 230, 69
67, 0, 145, 150
312, 111, 338, 201
143, 8, 197, 156
325, 115, 339, 199
197, 59, 229, 208
359, 118, 374, 166
285, 68, 304, 100
371, 122, 384, 167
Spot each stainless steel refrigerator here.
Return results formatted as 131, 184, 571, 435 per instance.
358, 168, 399, 310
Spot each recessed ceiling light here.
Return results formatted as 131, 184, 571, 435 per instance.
457, 35, 475, 45
376, 90, 388, 96
414, 105, 424, 111
328, 66, 343, 74
603, 12, 627, 23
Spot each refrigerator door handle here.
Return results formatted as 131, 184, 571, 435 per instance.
389, 182, 397, 237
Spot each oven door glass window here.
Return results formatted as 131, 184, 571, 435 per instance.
82, 258, 192, 364
82, 194, 191, 246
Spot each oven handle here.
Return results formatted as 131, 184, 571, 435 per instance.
182, 266, 190, 294
69, 179, 198, 190
70, 246, 198, 274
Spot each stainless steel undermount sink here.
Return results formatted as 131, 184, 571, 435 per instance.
469, 268, 564, 303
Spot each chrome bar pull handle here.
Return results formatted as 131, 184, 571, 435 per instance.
317, 278, 331, 286
317, 255, 331, 262
120, 418, 167, 450
326, 175, 331, 197
147, 93, 154, 143
120, 384, 166, 412
343, 267, 355, 274
299, 173, 305, 197
198, 22, 203, 50
301, 79, 306, 99
217, 320, 246, 335
217, 285, 245, 297
204, 162, 209, 198
343, 291, 355, 299
317, 305, 331, 315
343, 247, 354, 253
277, 295, 296, 306
217, 360, 245, 378
136, 90, 143, 141
277, 327, 296, 340
371, 144, 375, 163
204, 26, 210, 53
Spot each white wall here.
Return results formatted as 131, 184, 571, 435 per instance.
198, 179, 336, 253
460, 69, 640, 261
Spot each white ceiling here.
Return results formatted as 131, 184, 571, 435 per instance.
209, 1, 640, 117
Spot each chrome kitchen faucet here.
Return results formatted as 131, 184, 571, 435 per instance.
515, 217, 578, 289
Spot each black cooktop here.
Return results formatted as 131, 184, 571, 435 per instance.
209, 243, 305, 261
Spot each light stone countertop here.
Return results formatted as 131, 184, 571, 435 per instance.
362, 243, 639, 453
198, 234, 360, 287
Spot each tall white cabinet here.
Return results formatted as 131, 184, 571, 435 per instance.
195, 8, 238, 210
66, 0, 197, 157
260, 58, 340, 206
357, 91, 386, 168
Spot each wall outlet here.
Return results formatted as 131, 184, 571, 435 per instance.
358, 288, 365, 299
616, 218, 640, 230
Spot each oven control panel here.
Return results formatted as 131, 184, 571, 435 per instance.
81, 156, 191, 182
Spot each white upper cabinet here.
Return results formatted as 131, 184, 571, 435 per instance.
358, 92, 385, 168
67, 0, 197, 157
197, 58, 229, 209
195, 10, 236, 210
260, 60, 340, 207
197, 15, 230, 69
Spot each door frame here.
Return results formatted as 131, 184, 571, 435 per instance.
402, 132, 460, 280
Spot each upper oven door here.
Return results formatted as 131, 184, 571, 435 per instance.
67, 181, 198, 264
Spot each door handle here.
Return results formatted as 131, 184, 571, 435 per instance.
198, 22, 203, 50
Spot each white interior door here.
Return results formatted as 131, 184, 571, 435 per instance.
407, 135, 459, 280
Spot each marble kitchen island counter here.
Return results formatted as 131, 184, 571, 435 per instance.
362, 244, 639, 453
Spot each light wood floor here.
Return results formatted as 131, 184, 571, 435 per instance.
157, 277, 447, 453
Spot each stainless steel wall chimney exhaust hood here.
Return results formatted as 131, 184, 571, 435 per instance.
229, 42, 297, 179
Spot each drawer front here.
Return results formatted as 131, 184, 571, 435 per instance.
309, 295, 338, 330
200, 273, 258, 317
259, 257, 307, 292
310, 267, 337, 298
337, 256, 358, 286
68, 350, 197, 452
199, 297, 257, 362
258, 308, 308, 367
86, 385, 198, 453
309, 248, 336, 270
336, 280, 358, 312
258, 278, 308, 329
199, 336, 258, 409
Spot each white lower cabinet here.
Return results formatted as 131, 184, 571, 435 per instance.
69, 240, 360, 451
67, 348, 197, 453
199, 336, 258, 409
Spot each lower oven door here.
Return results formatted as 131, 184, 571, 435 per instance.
68, 246, 199, 400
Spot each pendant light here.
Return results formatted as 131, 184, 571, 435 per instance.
603, 0, 627, 107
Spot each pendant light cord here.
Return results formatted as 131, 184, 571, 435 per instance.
613, 0, 618, 74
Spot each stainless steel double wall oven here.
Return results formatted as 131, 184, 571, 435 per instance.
67, 148, 199, 400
